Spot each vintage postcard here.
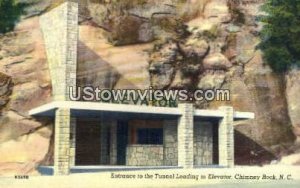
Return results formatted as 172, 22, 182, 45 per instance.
0, 0, 299, 187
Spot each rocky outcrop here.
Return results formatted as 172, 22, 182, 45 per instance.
148, 0, 297, 165
180, 39, 209, 60
77, 25, 151, 90
203, 53, 232, 70
0, 0, 299, 176
18, 0, 53, 18
286, 68, 300, 144
0, 73, 12, 109
0, 17, 52, 175
86, 0, 183, 45
210, 52, 295, 164
148, 0, 231, 91
103, 14, 154, 46
149, 40, 180, 89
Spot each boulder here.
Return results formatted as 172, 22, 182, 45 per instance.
197, 72, 226, 90
149, 63, 175, 89
180, 38, 209, 59
280, 153, 300, 165
226, 24, 241, 33
203, 53, 232, 70
203, 0, 231, 23
138, 22, 154, 43
286, 68, 300, 144
149, 41, 179, 88
104, 15, 154, 46
0, 126, 52, 175
170, 70, 183, 89
0, 72, 12, 109
236, 31, 259, 64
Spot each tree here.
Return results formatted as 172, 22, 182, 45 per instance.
0, 0, 25, 34
259, 0, 300, 72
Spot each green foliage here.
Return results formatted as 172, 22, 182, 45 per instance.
259, 0, 300, 72
0, 0, 26, 34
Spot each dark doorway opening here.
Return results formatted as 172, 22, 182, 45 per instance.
76, 119, 101, 165
212, 122, 219, 165
117, 121, 128, 165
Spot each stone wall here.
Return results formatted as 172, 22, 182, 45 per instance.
163, 120, 178, 166
69, 117, 76, 166
40, 1, 78, 101
54, 108, 71, 175
126, 145, 163, 166
193, 121, 213, 166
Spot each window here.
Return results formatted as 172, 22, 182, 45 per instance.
137, 128, 163, 145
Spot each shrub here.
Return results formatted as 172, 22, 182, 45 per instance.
259, 0, 300, 72
0, 0, 25, 34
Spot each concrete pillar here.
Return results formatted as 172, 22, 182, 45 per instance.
218, 106, 234, 167
69, 117, 76, 167
177, 103, 194, 168
54, 108, 71, 175
110, 121, 118, 165
40, 1, 78, 101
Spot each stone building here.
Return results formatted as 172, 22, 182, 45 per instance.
29, 1, 254, 175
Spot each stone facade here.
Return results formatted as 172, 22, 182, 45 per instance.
163, 120, 178, 166
193, 121, 213, 166
69, 117, 76, 167
126, 145, 163, 166
54, 108, 71, 175
218, 106, 234, 167
178, 103, 194, 168
40, 1, 78, 101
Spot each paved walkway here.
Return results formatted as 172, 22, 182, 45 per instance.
0, 165, 299, 188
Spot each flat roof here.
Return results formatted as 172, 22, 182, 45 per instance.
29, 101, 254, 120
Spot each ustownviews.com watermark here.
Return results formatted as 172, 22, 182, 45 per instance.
69, 87, 230, 106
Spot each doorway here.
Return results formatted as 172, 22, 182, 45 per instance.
76, 119, 101, 165
117, 121, 128, 165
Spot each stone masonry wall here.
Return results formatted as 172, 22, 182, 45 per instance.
163, 120, 178, 166
69, 117, 76, 167
193, 121, 213, 166
40, 1, 78, 101
54, 108, 71, 175
126, 145, 163, 166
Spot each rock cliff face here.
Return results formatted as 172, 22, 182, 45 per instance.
286, 68, 300, 145
0, 0, 299, 175
0, 17, 52, 175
